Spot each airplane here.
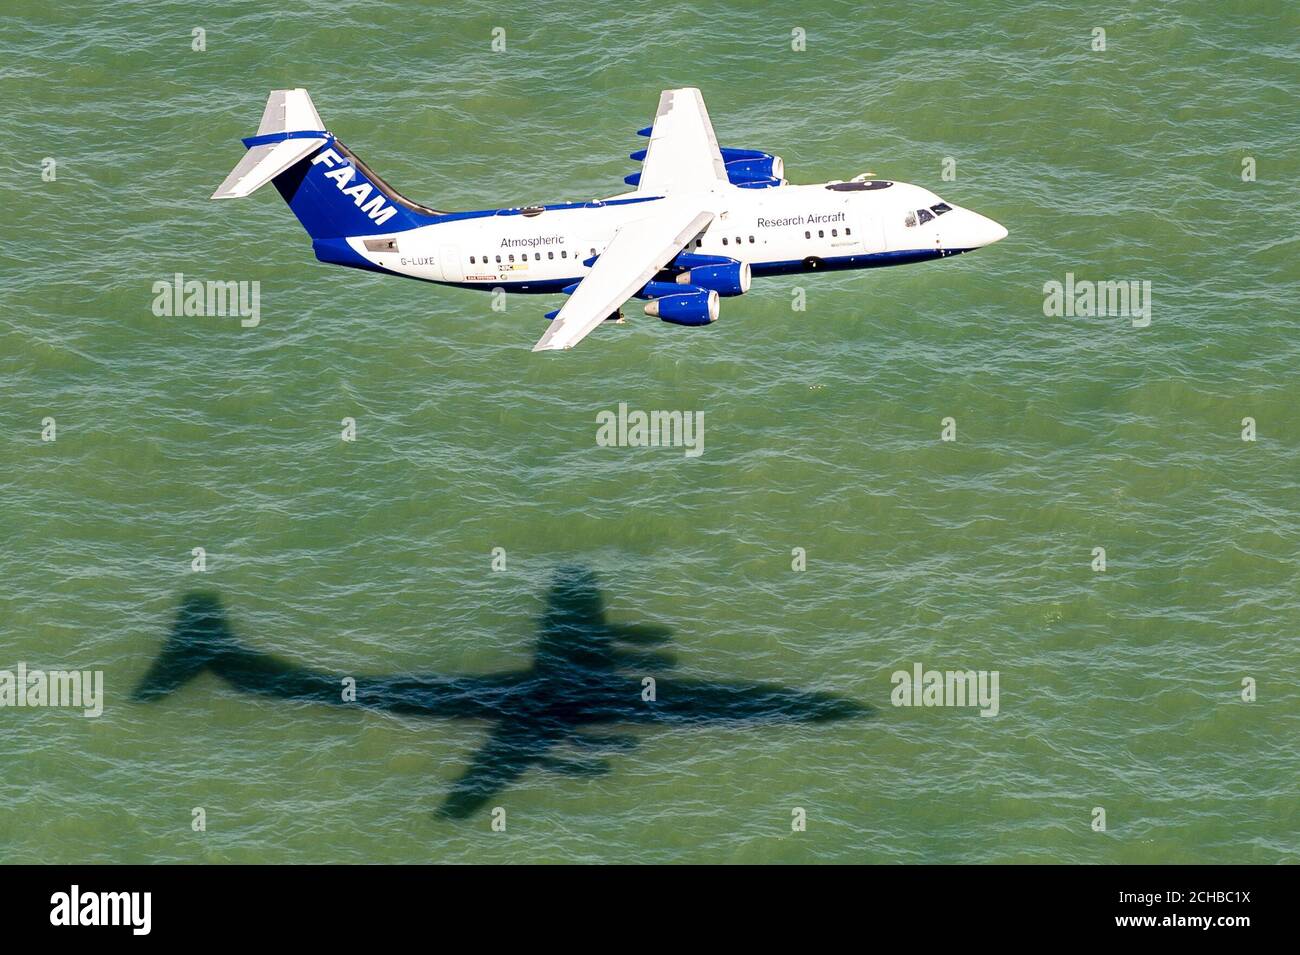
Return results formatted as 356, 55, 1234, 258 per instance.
133, 567, 867, 818
212, 88, 1007, 351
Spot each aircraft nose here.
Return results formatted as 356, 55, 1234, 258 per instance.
964, 210, 1008, 248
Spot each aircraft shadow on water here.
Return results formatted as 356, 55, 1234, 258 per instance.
133, 566, 869, 818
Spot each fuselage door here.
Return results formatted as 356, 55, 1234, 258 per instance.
439, 245, 464, 282
847, 198, 887, 255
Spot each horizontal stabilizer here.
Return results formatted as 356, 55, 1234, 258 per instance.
211, 136, 326, 199
211, 88, 328, 199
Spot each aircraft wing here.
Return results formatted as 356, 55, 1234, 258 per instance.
531, 197, 718, 352
636, 88, 729, 195
437, 721, 561, 819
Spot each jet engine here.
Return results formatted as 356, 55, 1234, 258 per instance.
675, 260, 751, 296
723, 153, 785, 184
643, 288, 720, 326
628, 143, 785, 188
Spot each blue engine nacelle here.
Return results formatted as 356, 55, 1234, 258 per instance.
643, 288, 719, 327
724, 154, 784, 185
676, 260, 751, 296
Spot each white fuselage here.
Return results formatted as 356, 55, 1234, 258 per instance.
344, 179, 1008, 291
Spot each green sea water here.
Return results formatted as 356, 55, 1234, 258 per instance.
1, 0, 1297, 863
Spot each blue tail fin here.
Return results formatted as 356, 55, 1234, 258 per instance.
271, 138, 443, 241
211, 89, 445, 251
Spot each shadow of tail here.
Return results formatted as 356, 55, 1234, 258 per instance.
132, 592, 237, 702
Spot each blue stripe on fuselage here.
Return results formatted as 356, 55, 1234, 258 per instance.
313, 244, 976, 290
748, 247, 973, 277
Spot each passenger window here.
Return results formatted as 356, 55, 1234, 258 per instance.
561, 250, 567, 258
818, 230, 824, 238
495, 255, 502, 263
508, 254, 515, 262
548, 251, 554, 259
804, 231, 811, 239
469, 256, 475, 264
917, 208, 934, 225
722, 237, 728, 245
748, 235, 755, 243
845, 227, 852, 236
831, 229, 837, 237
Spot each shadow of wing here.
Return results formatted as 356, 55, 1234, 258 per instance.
436, 721, 560, 820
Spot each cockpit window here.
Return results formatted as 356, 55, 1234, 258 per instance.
904, 211, 917, 228
917, 207, 935, 225
930, 202, 952, 216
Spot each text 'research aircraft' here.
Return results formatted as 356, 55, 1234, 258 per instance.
213, 88, 1007, 352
